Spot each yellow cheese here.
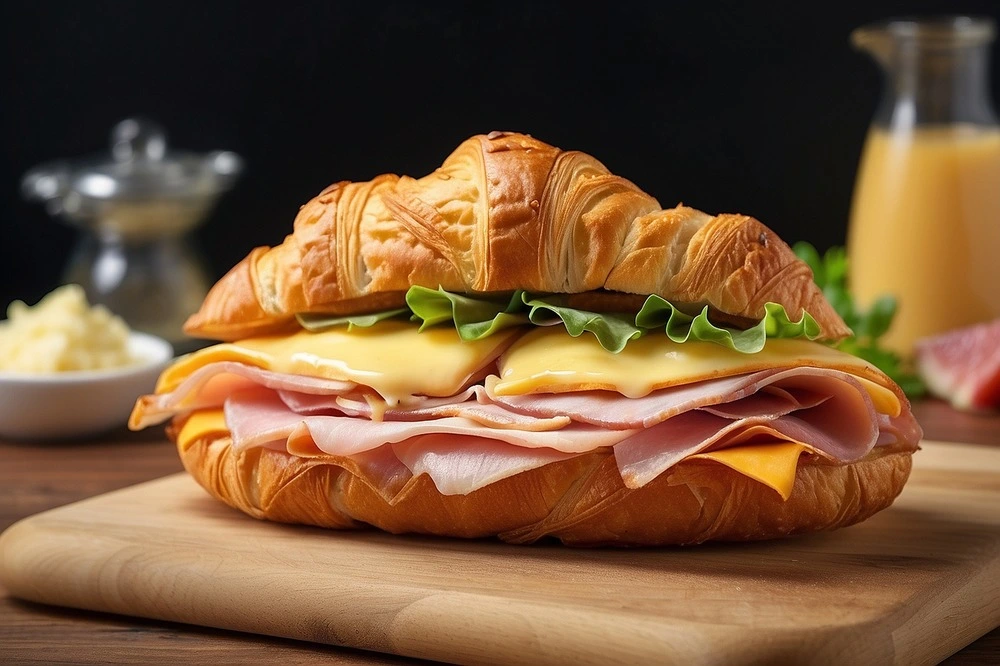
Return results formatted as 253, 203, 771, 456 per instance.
693, 441, 807, 500
494, 327, 900, 415
158, 321, 898, 414
176, 409, 228, 452
158, 321, 520, 405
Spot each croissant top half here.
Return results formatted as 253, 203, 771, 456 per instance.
184, 131, 851, 342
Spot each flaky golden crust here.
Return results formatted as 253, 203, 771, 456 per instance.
183, 247, 298, 341
174, 421, 913, 547
184, 132, 850, 342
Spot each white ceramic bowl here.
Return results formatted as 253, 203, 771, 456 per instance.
0, 332, 174, 441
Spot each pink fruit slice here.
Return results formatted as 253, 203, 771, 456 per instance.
914, 318, 1000, 411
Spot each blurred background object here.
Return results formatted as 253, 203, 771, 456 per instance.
2, 1, 999, 344
20, 119, 242, 351
847, 15, 1000, 358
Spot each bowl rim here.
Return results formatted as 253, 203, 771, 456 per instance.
0, 331, 174, 384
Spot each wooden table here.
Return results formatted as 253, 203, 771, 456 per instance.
2, 398, 997, 665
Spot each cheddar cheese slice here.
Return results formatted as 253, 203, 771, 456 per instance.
694, 441, 807, 500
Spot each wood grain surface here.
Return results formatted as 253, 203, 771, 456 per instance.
2, 433, 999, 666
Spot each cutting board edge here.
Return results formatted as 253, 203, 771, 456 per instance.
0, 502, 936, 666
889, 549, 1000, 666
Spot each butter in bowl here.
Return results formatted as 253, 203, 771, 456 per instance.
0, 284, 173, 441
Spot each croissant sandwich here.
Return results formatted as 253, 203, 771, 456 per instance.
129, 131, 922, 546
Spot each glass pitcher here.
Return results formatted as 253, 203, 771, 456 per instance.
22, 118, 243, 354
846, 16, 1000, 358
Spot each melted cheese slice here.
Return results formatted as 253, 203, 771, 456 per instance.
159, 321, 520, 405
159, 322, 899, 414
494, 327, 900, 415
693, 441, 806, 500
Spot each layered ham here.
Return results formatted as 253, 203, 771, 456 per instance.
144, 360, 923, 497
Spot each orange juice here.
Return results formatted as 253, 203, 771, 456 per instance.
846, 125, 1000, 357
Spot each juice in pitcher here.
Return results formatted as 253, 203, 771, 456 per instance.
847, 126, 1000, 355
848, 17, 1000, 358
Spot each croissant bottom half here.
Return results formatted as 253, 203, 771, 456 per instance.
174, 422, 913, 547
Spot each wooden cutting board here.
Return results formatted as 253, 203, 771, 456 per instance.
1, 440, 998, 666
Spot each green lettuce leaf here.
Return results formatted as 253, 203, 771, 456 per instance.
405, 286, 529, 340
296, 309, 408, 331
635, 296, 822, 353
297, 286, 823, 355
522, 295, 644, 354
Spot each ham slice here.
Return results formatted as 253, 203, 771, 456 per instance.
130, 362, 357, 429
700, 386, 829, 419
393, 434, 577, 495
613, 400, 877, 489
876, 410, 924, 447
164, 357, 919, 498
482, 371, 785, 428
224, 388, 638, 455
278, 388, 480, 415
279, 388, 570, 431
484, 368, 877, 429
485, 369, 882, 489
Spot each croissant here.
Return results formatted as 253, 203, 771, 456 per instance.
129, 131, 921, 548
185, 131, 851, 341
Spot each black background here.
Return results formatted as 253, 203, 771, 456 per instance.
3, 0, 999, 311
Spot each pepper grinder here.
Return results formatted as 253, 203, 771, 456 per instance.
22, 118, 243, 353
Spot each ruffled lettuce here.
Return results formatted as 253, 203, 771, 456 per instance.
405, 287, 529, 338
299, 286, 823, 354
521, 295, 643, 353
297, 308, 409, 331
635, 296, 822, 353
405, 287, 644, 352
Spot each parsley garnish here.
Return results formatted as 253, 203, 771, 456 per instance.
793, 242, 926, 398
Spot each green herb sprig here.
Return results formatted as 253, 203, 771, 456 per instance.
793, 242, 926, 398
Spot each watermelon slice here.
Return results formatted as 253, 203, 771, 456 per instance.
914, 318, 1000, 412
